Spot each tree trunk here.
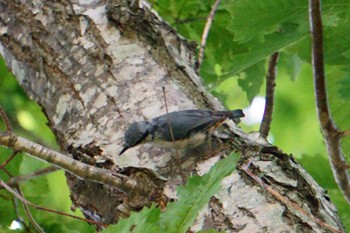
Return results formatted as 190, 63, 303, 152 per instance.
0, 0, 344, 232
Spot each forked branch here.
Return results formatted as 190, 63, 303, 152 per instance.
308, 0, 350, 203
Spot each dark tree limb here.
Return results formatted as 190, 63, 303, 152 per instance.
308, 0, 350, 204
259, 52, 279, 139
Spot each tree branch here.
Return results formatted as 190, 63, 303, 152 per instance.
162, 87, 185, 184
1, 159, 45, 233
339, 129, 350, 139
241, 160, 342, 233
16, 186, 45, 233
6, 166, 59, 187
0, 106, 13, 133
259, 52, 279, 139
0, 151, 19, 170
0, 132, 142, 195
197, 0, 221, 69
308, 0, 350, 203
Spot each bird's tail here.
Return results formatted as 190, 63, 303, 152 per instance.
230, 109, 245, 118
218, 109, 245, 123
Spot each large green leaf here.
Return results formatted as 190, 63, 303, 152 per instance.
160, 153, 238, 233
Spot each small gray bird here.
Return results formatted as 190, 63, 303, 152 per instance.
119, 109, 244, 155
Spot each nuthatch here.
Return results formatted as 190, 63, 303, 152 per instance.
119, 109, 244, 155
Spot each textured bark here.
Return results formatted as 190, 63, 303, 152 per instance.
0, 0, 345, 232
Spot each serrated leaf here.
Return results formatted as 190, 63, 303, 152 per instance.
226, 0, 308, 44
101, 206, 160, 233
160, 153, 239, 233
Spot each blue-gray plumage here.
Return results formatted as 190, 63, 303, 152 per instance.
119, 109, 244, 155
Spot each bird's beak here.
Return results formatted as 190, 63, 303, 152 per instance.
119, 146, 129, 156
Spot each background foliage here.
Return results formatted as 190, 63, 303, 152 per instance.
0, 0, 349, 232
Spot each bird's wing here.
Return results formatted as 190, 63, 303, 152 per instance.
154, 110, 224, 141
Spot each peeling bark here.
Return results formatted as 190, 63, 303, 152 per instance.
0, 0, 345, 232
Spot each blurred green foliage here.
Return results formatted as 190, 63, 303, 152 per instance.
0, 0, 349, 232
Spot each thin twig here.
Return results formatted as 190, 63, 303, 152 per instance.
6, 166, 59, 187
162, 87, 186, 184
1, 164, 43, 232
12, 196, 33, 233
0, 132, 142, 195
309, 0, 350, 203
259, 52, 279, 139
241, 161, 342, 233
197, 0, 221, 70
2, 166, 13, 178
339, 129, 350, 139
16, 186, 45, 233
0, 106, 13, 133
0, 179, 108, 228
0, 151, 19, 170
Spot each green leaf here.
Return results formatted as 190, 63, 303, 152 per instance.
160, 153, 239, 233
0, 226, 16, 233
237, 61, 266, 102
227, 0, 309, 44
328, 188, 350, 231
19, 154, 49, 175
19, 156, 50, 205
0, 190, 16, 227
281, 53, 304, 81
0, 148, 23, 179
101, 206, 161, 233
